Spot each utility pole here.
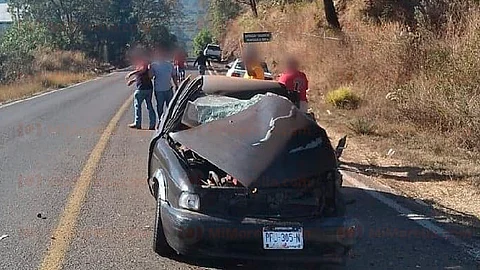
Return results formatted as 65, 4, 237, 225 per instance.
250, 0, 258, 17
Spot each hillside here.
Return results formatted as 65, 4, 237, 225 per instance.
222, 0, 480, 220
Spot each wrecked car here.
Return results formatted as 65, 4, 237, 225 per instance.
147, 75, 357, 264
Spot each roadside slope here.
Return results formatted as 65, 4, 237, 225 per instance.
221, 0, 480, 223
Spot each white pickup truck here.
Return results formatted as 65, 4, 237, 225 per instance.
203, 44, 222, 62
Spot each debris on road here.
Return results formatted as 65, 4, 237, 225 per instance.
0, 234, 8, 241
37, 213, 47, 219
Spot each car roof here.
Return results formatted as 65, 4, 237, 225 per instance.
202, 76, 283, 96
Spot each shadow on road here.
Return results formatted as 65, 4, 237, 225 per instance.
340, 161, 479, 183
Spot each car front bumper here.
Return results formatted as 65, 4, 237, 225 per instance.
160, 202, 358, 264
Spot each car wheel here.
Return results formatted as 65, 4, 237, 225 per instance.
153, 186, 174, 256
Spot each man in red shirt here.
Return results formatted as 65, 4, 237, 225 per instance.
278, 57, 309, 112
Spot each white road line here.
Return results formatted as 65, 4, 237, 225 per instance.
343, 173, 480, 262
209, 64, 219, 75
0, 73, 115, 110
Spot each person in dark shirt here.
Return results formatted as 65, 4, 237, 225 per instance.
125, 48, 156, 130
194, 52, 211, 75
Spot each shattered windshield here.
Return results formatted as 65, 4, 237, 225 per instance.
182, 94, 265, 127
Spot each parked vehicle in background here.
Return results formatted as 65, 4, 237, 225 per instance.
203, 44, 222, 62
226, 59, 273, 80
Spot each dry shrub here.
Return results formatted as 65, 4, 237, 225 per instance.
39, 72, 91, 89
34, 48, 96, 73
349, 117, 377, 135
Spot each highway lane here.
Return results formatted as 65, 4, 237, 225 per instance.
0, 73, 132, 270
0, 66, 478, 269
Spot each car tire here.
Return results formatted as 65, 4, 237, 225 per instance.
153, 186, 174, 256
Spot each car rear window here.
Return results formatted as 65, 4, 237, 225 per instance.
236, 61, 269, 72
207, 45, 221, 51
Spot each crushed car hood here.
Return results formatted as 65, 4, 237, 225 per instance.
170, 94, 338, 188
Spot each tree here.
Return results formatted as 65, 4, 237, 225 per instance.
0, 21, 52, 81
209, 0, 241, 39
323, 0, 341, 30
132, 0, 177, 48
6, 0, 178, 63
193, 29, 213, 55
8, 0, 100, 49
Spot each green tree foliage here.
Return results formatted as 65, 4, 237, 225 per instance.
193, 29, 213, 55
0, 21, 51, 81
6, 0, 178, 63
208, 0, 241, 39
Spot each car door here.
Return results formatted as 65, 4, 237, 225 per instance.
148, 77, 199, 178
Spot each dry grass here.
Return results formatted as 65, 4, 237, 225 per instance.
222, 0, 480, 218
0, 72, 93, 104
34, 49, 96, 73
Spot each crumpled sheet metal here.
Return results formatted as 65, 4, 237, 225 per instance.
171, 94, 337, 188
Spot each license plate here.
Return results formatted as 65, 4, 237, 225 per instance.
262, 226, 303, 250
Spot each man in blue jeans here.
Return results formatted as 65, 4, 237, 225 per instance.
150, 45, 178, 126
125, 49, 156, 130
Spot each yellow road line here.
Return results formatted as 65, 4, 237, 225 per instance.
39, 95, 133, 270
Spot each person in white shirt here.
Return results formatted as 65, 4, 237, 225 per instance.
149, 45, 178, 124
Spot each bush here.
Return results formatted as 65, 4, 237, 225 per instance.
326, 86, 361, 109
349, 118, 377, 135
34, 49, 96, 73
0, 21, 52, 82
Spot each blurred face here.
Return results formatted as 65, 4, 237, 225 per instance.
243, 52, 259, 68
155, 48, 166, 60
285, 58, 299, 71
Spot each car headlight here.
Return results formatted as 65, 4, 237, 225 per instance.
178, 192, 200, 211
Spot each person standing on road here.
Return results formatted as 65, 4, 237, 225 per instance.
278, 56, 309, 113
150, 45, 178, 123
243, 46, 265, 80
173, 48, 187, 82
125, 48, 156, 130
193, 51, 211, 75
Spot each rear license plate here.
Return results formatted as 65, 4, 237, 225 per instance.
262, 226, 303, 250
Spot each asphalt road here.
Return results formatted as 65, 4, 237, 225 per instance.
0, 65, 478, 270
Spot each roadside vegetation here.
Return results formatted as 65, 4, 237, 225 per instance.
0, 0, 178, 103
193, 29, 214, 55
215, 0, 480, 219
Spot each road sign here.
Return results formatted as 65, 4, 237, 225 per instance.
243, 32, 272, 43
